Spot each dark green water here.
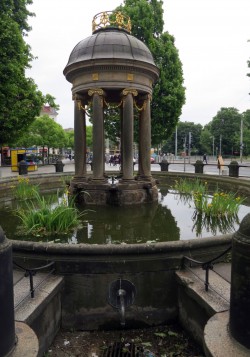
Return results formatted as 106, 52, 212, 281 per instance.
0, 187, 249, 244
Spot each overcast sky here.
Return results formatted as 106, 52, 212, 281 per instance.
26, 0, 250, 129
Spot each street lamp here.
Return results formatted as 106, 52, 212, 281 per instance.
219, 134, 222, 156
210, 136, 215, 160
240, 117, 243, 163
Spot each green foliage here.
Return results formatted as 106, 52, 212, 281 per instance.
193, 190, 244, 218
0, 0, 43, 146
15, 115, 67, 149
86, 126, 93, 149
15, 190, 85, 236
151, 32, 185, 144
11, 176, 39, 200
65, 130, 74, 149
163, 121, 203, 155
43, 93, 60, 111
242, 109, 250, 156
113, 0, 185, 145
172, 178, 208, 196
210, 107, 242, 155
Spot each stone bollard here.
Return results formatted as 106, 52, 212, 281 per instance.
0, 227, 16, 357
229, 213, 250, 348
193, 160, 204, 174
18, 160, 28, 175
54, 160, 65, 173
159, 160, 169, 171
228, 160, 239, 177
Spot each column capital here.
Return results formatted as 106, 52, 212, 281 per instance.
88, 88, 104, 97
73, 94, 88, 111
122, 88, 138, 97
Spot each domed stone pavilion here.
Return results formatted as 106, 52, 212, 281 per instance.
63, 11, 159, 205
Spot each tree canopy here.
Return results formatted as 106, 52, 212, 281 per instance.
0, 0, 44, 146
115, 0, 185, 145
15, 115, 67, 153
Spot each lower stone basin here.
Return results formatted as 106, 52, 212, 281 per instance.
3, 171, 250, 329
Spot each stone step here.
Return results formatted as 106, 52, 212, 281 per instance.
175, 263, 231, 347
176, 264, 231, 314
13, 269, 64, 357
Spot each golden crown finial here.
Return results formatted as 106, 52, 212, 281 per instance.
92, 11, 131, 34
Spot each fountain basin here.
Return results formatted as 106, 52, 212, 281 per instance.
3, 171, 250, 329
12, 234, 231, 330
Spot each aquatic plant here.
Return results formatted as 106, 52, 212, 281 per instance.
193, 190, 245, 218
172, 178, 208, 195
15, 190, 85, 236
11, 176, 40, 200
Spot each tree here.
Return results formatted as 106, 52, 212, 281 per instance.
43, 93, 60, 111
15, 115, 67, 162
209, 108, 242, 156
86, 126, 93, 149
118, 0, 185, 145
242, 110, 250, 156
0, 0, 43, 146
163, 121, 203, 155
65, 130, 74, 150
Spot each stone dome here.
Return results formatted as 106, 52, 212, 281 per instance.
63, 12, 159, 97
66, 28, 156, 67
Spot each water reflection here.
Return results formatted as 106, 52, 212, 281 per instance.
69, 202, 180, 244
0, 187, 249, 244
192, 211, 240, 237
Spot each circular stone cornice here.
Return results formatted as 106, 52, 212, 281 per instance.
64, 61, 159, 84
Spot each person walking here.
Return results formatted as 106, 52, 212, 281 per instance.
203, 154, 207, 164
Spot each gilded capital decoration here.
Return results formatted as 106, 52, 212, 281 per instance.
88, 88, 104, 97
122, 88, 138, 97
92, 11, 131, 33
88, 88, 104, 108
73, 94, 84, 110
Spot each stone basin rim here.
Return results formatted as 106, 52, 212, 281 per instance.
10, 234, 232, 255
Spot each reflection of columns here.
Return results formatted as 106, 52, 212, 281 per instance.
89, 88, 105, 180
138, 95, 151, 179
74, 94, 87, 179
120, 106, 123, 174
122, 89, 137, 180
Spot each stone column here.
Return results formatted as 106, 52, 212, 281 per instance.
73, 95, 87, 180
89, 88, 105, 181
229, 213, 250, 348
122, 89, 137, 181
0, 227, 15, 357
120, 107, 123, 174
138, 95, 152, 180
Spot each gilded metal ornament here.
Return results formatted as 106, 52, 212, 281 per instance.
92, 11, 131, 33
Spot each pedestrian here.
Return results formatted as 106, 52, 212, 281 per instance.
203, 154, 207, 164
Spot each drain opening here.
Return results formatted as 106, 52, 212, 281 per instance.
101, 341, 144, 357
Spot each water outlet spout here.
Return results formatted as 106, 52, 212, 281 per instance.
117, 288, 126, 326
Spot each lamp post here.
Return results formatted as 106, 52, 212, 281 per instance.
240, 117, 243, 163
175, 126, 178, 159
219, 134, 222, 156
210, 136, 215, 161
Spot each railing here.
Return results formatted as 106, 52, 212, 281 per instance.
183, 245, 232, 291
13, 260, 55, 299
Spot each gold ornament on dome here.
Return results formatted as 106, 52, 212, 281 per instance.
92, 11, 131, 33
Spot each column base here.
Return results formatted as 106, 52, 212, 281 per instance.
71, 180, 158, 206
